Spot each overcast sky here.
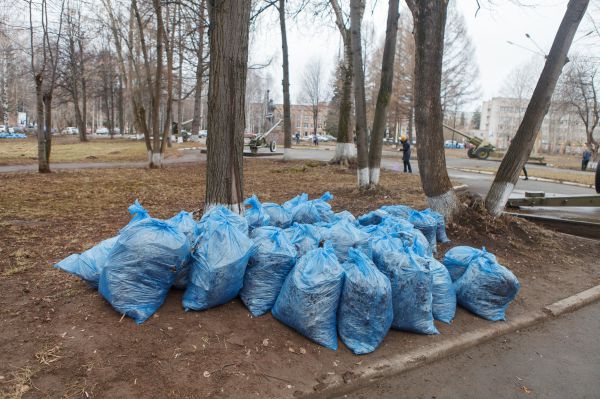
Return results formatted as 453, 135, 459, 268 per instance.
250, 0, 599, 111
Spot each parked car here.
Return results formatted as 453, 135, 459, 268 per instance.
323, 134, 337, 142
444, 140, 464, 149
95, 127, 109, 135
198, 130, 208, 138
62, 127, 79, 135
0, 125, 6, 133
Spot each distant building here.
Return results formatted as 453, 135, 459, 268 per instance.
480, 97, 587, 150
246, 102, 330, 143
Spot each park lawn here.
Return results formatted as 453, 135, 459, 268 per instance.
0, 136, 198, 165
0, 160, 598, 398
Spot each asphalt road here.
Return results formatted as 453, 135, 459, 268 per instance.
340, 302, 600, 399
282, 147, 600, 224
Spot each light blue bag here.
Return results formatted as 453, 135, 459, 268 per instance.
240, 227, 297, 316
99, 218, 190, 324
55, 236, 118, 288
272, 243, 344, 350
338, 248, 393, 355
183, 207, 256, 311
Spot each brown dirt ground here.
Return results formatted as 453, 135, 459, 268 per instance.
0, 160, 599, 399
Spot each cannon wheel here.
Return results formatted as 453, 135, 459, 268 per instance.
467, 147, 477, 158
270, 140, 277, 152
475, 148, 490, 159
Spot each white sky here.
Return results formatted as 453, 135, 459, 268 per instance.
250, 0, 598, 111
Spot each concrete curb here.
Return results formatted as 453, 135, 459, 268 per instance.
300, 284, 600, 399
452, 167, 593, 188
543, 285, 600, 316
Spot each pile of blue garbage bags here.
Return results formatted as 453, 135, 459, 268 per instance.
56, 193, 520, 355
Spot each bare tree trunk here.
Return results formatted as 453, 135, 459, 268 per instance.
162, 2, 175, 150
118, 75, 124, 137
205, 0, 251, 213
191, 0, 206, 137
350, 0, 369, 187
330, 0, 356, 165
79, 38, 87, 141
485, 0, 589, 216
407, 104, 413, 143
279, 0, 293, 160
407, 0, 460, 220
43, 92, 52, 168
367, 0, 399, 185
35, 75, 50, 173
176, 2, 184, 139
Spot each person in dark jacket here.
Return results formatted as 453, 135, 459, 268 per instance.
582, 148, 592, 171
400, 135, 412, 173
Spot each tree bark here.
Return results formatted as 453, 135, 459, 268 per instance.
329, 0, 356, 165
367, 0, 400, 185
485, 0, 589, 216
191, 0, 206, 137
35, 74, 50, 173
407, 0, 460, 220
279, 0, 293, 160
205, 0, 251, 213
150, 0, 164, 167
79, 37, 87, 142
350, 0, 369, 186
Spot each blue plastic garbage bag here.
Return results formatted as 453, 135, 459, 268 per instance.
373, 220, 430, 258
183, 209, 256, 311
282, 193, 309, 210
408, 210, 437, 253
338, 248, 393, 354
443, 246, 497, 281
320, 219, 371, 263
380, 205, 413, 220
422, 209, 450, 244
334, 210, 357, 224
263, 202, 292, 228
199, 205, 249, 235
120, 199, 151, 232
372, 246, 438, 335
423, 258, 456, 324
240, 227, 297, 316
357, 209, 391, 226
167, 211, 199, 289
454, 255, 520, 321
291, 192, 335, 224
284, 223, 323, 257
99, 218, 190, 324
55, 236, 119, 288
272, 243, 344, 350
244, 195, 270, 229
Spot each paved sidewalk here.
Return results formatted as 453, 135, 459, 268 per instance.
344, 302, 600, 399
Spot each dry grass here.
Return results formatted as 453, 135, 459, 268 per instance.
0, 160, 426, 277
34, 345, 62, 366
0, 136, 197, 165
0, 366, 36, 399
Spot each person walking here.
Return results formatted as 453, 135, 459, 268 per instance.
295, 132, 300, 145
312, 133, 319, 146
400, 135, 412, 173
522, 166, 529, 180
582, 148, 592, 171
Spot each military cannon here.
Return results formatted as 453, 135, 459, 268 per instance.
443, 124, 496, 159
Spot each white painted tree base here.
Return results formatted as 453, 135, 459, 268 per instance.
369, 167, 380, 186
331, 143, 357, 163
357, 167, 369, 187
283, 147, 291, 161
148, 151, 164, 167
427, 189, 460, 221
485, 181, 515, 217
